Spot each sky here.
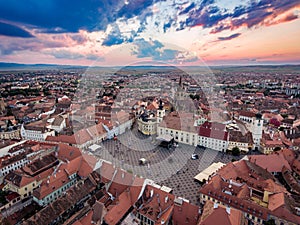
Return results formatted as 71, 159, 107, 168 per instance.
0, 0, 299, 66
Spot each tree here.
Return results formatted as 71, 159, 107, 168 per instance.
232, 146, 241, 156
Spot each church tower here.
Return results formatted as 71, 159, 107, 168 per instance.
157, 99, 165, 124
252, 113, 263, 150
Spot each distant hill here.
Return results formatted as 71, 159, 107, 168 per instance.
210, 64, 300, 72
0, 62, 299, 72
0, 62, 87, 70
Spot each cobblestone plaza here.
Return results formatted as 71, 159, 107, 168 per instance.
92, 127, 243, 205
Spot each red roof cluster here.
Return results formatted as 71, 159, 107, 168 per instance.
199, 121, 228, 141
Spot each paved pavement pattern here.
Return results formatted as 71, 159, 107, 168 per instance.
93, 127, 243, 205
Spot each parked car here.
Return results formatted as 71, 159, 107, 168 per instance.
191, 154, 199, 160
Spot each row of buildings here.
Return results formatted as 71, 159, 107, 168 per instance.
137, 99, 263, 153
1, 139, 300, 225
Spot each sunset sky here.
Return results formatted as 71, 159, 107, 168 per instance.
0, 0, 300, 66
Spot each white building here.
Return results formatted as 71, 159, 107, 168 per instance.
48, 115, 66, 133
198, 121, 229, 152
250, 114, 263, 150
112, 110, 134, 135
21, 124, 55, 141
158, 112, 198, 146
0, 153, 30, 177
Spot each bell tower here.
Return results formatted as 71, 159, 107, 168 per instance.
252, 113, 263, 150
157, 99, 165, 124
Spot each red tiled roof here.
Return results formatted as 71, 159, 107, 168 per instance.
137, 185, 175, 224
173, 200, 199, 225
46, 135, 76, 145
199, 177, 269, 221
6, 192, 20, 202
108, 168, 135, 196
86, 123, 106, 138
249, 152, 291, 173
268, 193, 285, 211
199, 200, 242, 225
159, 111, 198, 133
74, 129, 92, 145
238, 110, 256, 118
57, 143, 82, 161
100, 161, 116, 184
199, 121, 228, 141
268, 193, 300, 225
33, 167, 70, 200
279, 148, 296, 165
292, 157, 300, 176
78, 154, 97, 178
104, 176, 144, 225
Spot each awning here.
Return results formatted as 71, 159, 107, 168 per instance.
194, 162, 225, 182
156, 134, 174, 142
88, 144, 101, 152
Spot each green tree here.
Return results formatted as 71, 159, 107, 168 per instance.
232, 146, 240, 156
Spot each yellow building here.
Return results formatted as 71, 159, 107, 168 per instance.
4, 172, 41, 199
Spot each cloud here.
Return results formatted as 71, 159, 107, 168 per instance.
0, 22, 34, 38
0, 0, 151, 34
117, 0, 154, 19
132, 38, 199, 62
163, 20, 172, 33
132, 38, 181, 61
133, 38, 164, 58
263, 12, 299, 26
47, 49, 103, 61
210, 24, 231, 34
1, 0, 299, 39
0, 42, 29, 55
218, 33, 241, 41
283, 13, 299, 22
176, 0, 300, 33
0, 36, 62, 55
86, 54, 98, 60
51, 49, 85, 59
179, 2, 196, 15
102, 25, 135, 46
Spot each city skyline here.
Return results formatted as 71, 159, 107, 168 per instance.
0, 0, 300, 66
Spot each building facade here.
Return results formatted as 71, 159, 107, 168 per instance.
21, 124, 55, 141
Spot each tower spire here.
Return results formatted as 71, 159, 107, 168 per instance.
159, 99, 163, 110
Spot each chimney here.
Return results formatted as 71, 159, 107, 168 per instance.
165, 196, 168, 203
226, 206, 231, 214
